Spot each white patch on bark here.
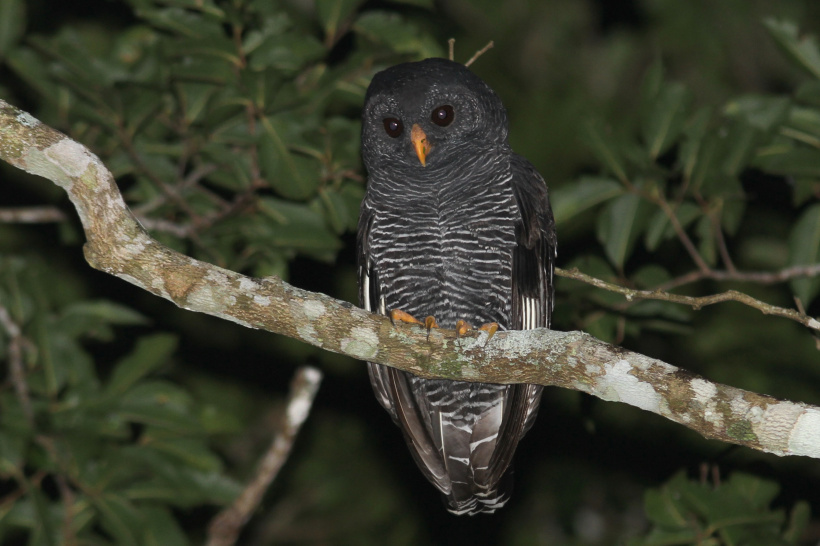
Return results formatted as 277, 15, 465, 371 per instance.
303, 300, 326, 320
239, 277, 259, 292
16, 111, 39, 127
253, 294, 271, 306
44, 138, 92, 179
756, 402, 805, 453
297, 324, 321, 345
788, 408, 820, 457
690, 378, 723, 428
597, 359, 661, 413
340, 326, 380, 360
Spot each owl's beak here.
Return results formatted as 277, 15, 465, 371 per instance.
411, 124, 430, 166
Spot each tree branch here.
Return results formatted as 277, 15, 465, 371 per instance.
2, 98, 820, 461
207, 366, 322, 546
556, 267, 820, 332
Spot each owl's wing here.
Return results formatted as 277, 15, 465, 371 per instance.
356, 202, 453, 494
478, 154, 557, 487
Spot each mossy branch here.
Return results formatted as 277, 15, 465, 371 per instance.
2, 98, 820, 460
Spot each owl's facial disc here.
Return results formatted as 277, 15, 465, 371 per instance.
411, 124, 430, 166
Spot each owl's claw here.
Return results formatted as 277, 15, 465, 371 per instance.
390, 310, 439, 340
455, 319, 471, 337
479, 322, 499, 340
453, 320, 498, 347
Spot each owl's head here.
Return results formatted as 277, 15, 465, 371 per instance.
361, 58, 509, 172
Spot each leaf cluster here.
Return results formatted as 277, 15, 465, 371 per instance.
634, 471, 809, 546
555, 19, 820, 344
0, 256, 242, 544
3, 0, 440, 278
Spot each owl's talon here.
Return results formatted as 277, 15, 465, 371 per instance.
455, 319, 472, 337
389, 310, 439, 341
390, 309, 424, 327
479, 322, 499, 341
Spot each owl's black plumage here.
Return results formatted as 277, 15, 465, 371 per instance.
357, 58, 556, 515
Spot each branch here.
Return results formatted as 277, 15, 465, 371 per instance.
207, 366, 322, 546
659, 264, 820, 290
2, 98, 820, 461
556, 267, 820, 332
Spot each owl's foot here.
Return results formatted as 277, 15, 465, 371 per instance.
454, 321, 498, 344
479, 322, 499, 340
390, 309, 438, 340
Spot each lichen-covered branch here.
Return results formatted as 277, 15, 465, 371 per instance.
2, 98, 820, 460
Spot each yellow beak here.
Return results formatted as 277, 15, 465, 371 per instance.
411, 124, 430, 166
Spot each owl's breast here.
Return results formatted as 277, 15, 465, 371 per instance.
368, 169, 518, 328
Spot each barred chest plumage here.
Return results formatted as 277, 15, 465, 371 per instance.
364, 161, 519, 331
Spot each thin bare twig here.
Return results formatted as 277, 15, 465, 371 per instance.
0, 206, 67, 223
710, 212, 737, 274
464, 41, 494, 67
655, 196, 711, 274
658, 263, 820, 291
0, 305, 33, 424
206, 366, 323, 546
448, 38, 455, 61
556, 267, 820, 332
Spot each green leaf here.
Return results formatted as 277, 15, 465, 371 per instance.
644, 479, 689, 528
118, 381, 201, 433
596, 193, 651, 269
259, 117, 323, 200
135, 7, 224, 39
754, 147, 820, 177
764, 19, 820, 80
679, 107, 712, 184
317, 0, 365, 43
105, 334, 178, 397
795, 80, 820, 106
695, 215, 717, 266
783, 501, 811, 543
141, 506, 190, 546
729, 472, 780, 510
581, 120, 629, 184
641, 82, 689, 160
92, 494, 142, 546
551, 176, 624, 225
794, 177, 820, 207
0, 431, 26, 472
0, 0, 24, 60
256, 198, 342, 257
720, 121, 763, 177
788, 203, 820, 305
317, 188, 352, 234
353, 11, 443, 58
248, 32, 325, 74
644, 202, 701, 251
723, 95, 791, 132
62, 300, 149, 327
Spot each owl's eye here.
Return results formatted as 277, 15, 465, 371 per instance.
383, 118, 403, 138
431, 105, 455, 127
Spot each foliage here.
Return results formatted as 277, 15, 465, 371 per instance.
634, 472, 810, 546
0, 256, 241, 543
1, 0, 820, 544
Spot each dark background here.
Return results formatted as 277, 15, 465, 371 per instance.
2, 0, 820, 544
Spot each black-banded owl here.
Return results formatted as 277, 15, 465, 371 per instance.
357, 58, 556, 515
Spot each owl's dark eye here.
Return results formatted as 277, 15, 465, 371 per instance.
431, 105, 455, 127
383, 118, 403, 138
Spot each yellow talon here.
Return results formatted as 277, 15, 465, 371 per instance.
389, 310, 439, 341
479, 322, 499, 340
390, 309, 423, 326
455, 319, 471, 337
